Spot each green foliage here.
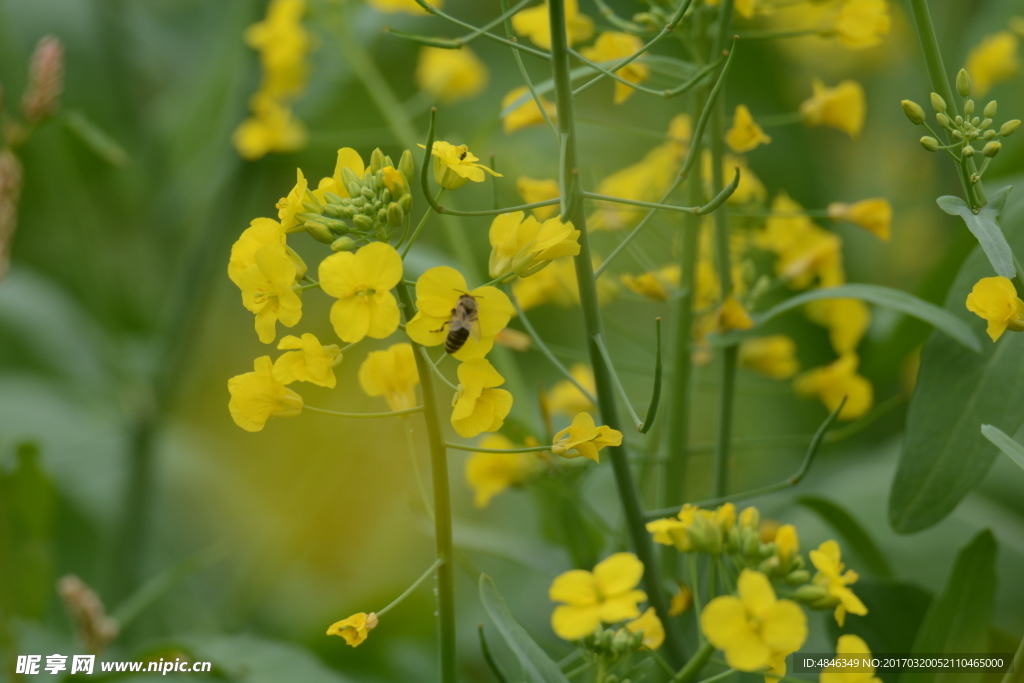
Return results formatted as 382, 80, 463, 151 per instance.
936, 188, 1016, 279
980, 424, 1024, 472
796, 496, 892, 579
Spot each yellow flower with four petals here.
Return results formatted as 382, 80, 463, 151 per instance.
228, 356, 304, 432
273, 333, 341, 388
358, 343, 420, 411
319, 242, 403, 344
549, 552, 647, 641
551, 412, 622, 463
450, 359, 514, 438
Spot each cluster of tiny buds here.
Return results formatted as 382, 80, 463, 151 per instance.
902, 69, 1020, 172
581, 625, 645, 672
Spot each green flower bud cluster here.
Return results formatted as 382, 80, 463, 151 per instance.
298, 148, 415, 249
579, 625, 644, 676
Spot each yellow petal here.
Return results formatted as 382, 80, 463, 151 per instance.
550, 569, 598, 606
551, 604, 601, 641
593, 552, 644, 597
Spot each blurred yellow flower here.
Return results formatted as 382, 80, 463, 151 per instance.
465, 434, 537, 508
715, 296, 755, 333
966, 31, 1020, 96
273, 333, 341, 388
620, 264, 680, 302
551, 412, 622, 463
312, 147, 366, 202
775, 524, 799, 562
757, 194, 845, 289
580, 32, 650, 104
625, 607, 664, 650
794, 353, 873, 420
367, 0, 442, 12
228, 217, 305, 285
805, 298, 871, 354
516, 177, 561, 220
494, 327, 533, 352
739, 335, 800, 380
244, 0, 311, 98
234, 244, 304, 344
501, 87, 558, 134
421, 140, 502, 190
451, 359, 514, 438
326, 612, 378, 647
319, 242, 402, 344
822, 635, 881, 683
828, 198, 892, 241
701, 569, 807, 672
233, 94, 307, 160
966, 276, 1024, 341
488, 211, 580, 279
546, 364, 596, 415
669, 583, 692, 616
228, 356, 303, 432
705, 0, 762, 20
810, 540, 867, 626
415, 46, 488, 104
512, 0, 594, 50
647, 504, 699, 552
358, 343, 419, 410
701, 151, 767, 205
406, 266, 514, 360
726, 105, 771, 153
549, 552, 646, 640
800, 79, 865, 138
739, 506, 760, 530
831, 0, 890, 49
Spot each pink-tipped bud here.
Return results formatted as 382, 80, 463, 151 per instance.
0, 150, 23, 282
22, 35, 64, 124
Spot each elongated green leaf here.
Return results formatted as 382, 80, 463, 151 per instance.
889, 194, 1024, 532
900, 530, 997, 683
480, 575, 571, 683
936, 187, 1015, 279
796, 496, 892, 578
981, 424, 1024, 471
62, 110, 130, 167
715, 283, 979, 351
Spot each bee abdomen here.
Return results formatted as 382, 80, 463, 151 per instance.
445, 328, 470, 354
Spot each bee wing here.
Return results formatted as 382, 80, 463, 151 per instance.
470, 319, 482, 342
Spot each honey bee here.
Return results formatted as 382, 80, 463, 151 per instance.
434, 293, 480, 354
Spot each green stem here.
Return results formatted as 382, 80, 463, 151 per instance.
397, 282, 457, 683
403, 416, 435, 523
445, 442, 550, 453
675, 642, 715, 683
401, 189, 443, 258
375, 558, 444, 617
304, 405, 424, 418
547, 0, 686, 666
594, 333, 644, 430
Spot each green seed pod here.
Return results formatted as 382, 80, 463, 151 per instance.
956, 68, 972, 97
387, 203, 405, 228
792, 585, 829, 603
399, 149, 415, 183
936, 112, 951, 128
901, 99, 926, 125
399, 194, 413, 212
963, 145, 975, 157
984, 129, 997, 140
352, 214, 375, 232
983, 141, 1002, 157
1001, 119, 1021, 136
930, 92, 947, 113
305, 222, 335, 243
964, 99, 975, 116
370, 148, 385, 174
785, 570, 811, 585
331, 236, 357, 252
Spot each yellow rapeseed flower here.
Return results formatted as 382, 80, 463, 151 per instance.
831, 0, 891, 49
276, 169, 309, 232
549, 552, 647, 640
516, 177, 561, 220
966, 31, 1019, 96
512, 0, 594, 51
580, 32, 650, 104
233, 94, 307, 160
501, 87, 559, 134
273, 333, 342, 388
234, 244, 304, 344
415, 46, 488, 104
805, 298, 871, 354
244, 0, 311, 98
367, 0, 442, 13
966, 276, 1024, 341
647, 504, 700, 552
551, 412, 623, 463
451, 359, 514, 438
358, 342, 419, 411
739, 335, 800, 380
625, 607, 664, 650
488, 211, 580, 279
810, 540, 867, 627
701, 151, 767, 206
821, 635, 881, 683
757, 194, 845, 289
620, 265, 681, 302
406, 266, 515, 360
421, 141, 502, 190
794, 353, 873, 420
828, 198, 892, 241
312, 147, 366, 202
726, 105, 772, 153
326, 612, 378, 647
546, 364, 597, 415
715, 296, 755, 333
800, 79, 866, 138
318, 242, 403, 344
705, 0, 763, 20
701, 569, 808, 673
513, 257, 617, 309
228, 356, 303, 432
775, 524, 799, 563
465, 434, 537, 508
228, 217, 306, 285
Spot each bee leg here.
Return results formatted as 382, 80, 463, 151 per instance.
430, 321, 450, 334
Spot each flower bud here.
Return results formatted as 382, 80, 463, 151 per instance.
971, 117, 980, 126
742, 529, 760, 558
611, 628, 632, 652
920, 136, 939, 151
399, 149, 416, 184
983, 141, 1001, 157
739, 506, 760, 530
952, 130, 963, 139
984, 100, 998, 118
936, 112, 951, 129
370, 148, 385, 174
21, 36, 63, 124
352, 214, 375, 232
331, 236, 357, 252
398, 194, 413, 213
954, 115, 964, 126
1001, 119, 1021, 136
305, 221, 335, 243
984, 129, 997, 140
956, 68, 972, 97
901, 99, 925, 125
964, 99, 975, 116
791, 585, 829, 603
785, 569, 811, 585
981, 118, 993, 130
963, 145, 975, 157
387, 202, 405, 228
930, 92, 947, 113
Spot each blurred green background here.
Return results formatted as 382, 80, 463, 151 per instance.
0, 0, 1023, 681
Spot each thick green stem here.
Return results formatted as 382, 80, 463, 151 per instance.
547, 0, 686, 666
397, 283, 457, 683
674, 641, 715, 683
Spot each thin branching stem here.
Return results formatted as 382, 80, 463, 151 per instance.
593, 333, 644, 430
305, 405, 424, 418
411, 0, 551, 60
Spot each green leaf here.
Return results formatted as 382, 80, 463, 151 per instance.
62, 110, 130, 167
480, 574, 571, 683
980, 424, 1024, 472
889, 195, 1024, 532
900, 530, 997, 683
173, 634, 357, 683
715, 283, 980, 352
936, 187, 1015, 279
796, 496, 893, 578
